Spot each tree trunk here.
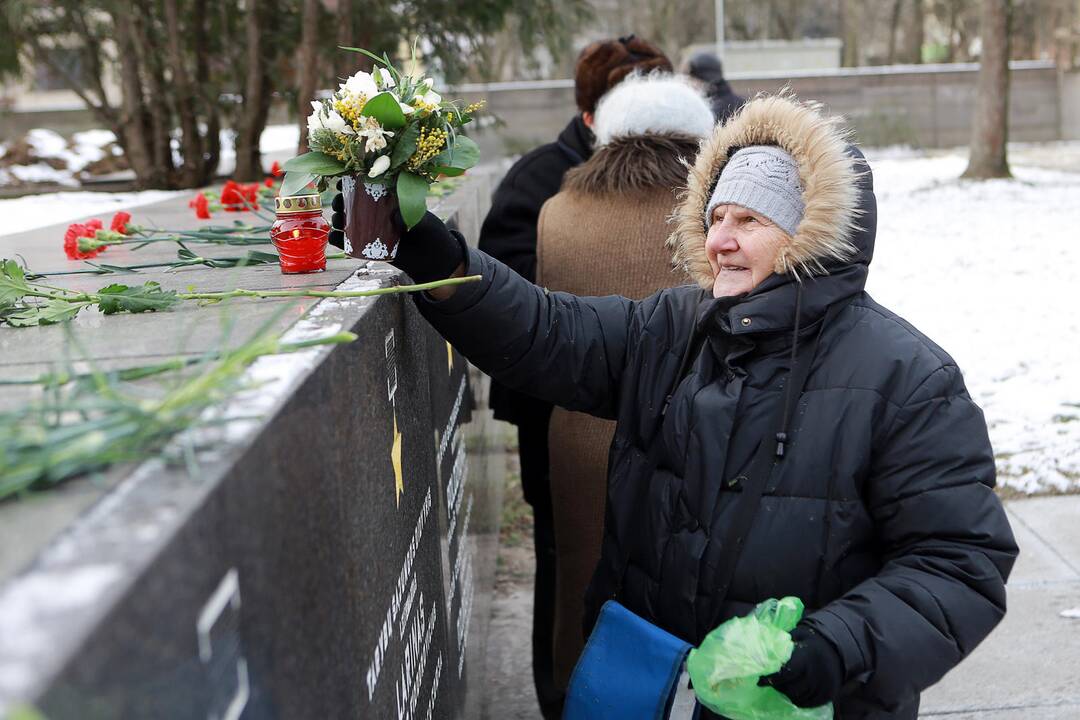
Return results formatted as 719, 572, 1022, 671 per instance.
296, 0, 322, 155
840, 0, 861, 67
130, 4, 175, 186
163, 0, 204, 187
903, 0, 925, 63
963, 0, 1011, 179
193, 0, 221, 186
234, 0, 276, 181
946, 1, 959, 62
335, 0, 356, 81
887, 0, 904, 64
111, 6, 161, 189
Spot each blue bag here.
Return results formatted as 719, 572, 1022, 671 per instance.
563, 601, 697, 720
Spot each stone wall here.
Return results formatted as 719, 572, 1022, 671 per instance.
0, 170, 508, 719
456, 60, 1062, 157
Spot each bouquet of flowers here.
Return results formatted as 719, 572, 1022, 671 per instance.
281, 48, 482, 260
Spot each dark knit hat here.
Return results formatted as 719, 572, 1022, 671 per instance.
574, 35, 673, 114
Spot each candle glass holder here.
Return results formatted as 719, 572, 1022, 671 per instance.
271, 193, 330, 274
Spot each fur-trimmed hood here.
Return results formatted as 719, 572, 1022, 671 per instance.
562, 134, 702, 197
668, 94, 875, 289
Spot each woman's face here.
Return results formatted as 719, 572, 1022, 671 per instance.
705, 204, 789, 298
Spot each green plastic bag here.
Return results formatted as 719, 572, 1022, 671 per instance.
686, 597, 833, 720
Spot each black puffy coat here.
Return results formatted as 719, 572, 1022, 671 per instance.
418, 97, 1017, 717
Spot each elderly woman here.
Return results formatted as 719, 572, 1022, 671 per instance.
370, 95, 1018, 716
537, 72, 713, 694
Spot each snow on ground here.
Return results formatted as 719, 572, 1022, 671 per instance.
865, 148, 1080, 495
0, 143, 1077, 493
1, 190, 182, 235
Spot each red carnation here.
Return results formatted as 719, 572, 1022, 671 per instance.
220, 180, 246, 211
85, 218, 103, 231
63, 223, 104, 260
110, 211, 132, 235
189, 193, 212, 219
264, 176, 274, 187
270, 160, 283, 177
242, 182, 259, 204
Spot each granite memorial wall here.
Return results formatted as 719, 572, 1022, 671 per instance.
0, 173, 506, 720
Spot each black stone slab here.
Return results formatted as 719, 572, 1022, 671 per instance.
0, 168, 507, 719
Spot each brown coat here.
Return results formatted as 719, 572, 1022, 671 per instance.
536, 134, 697, 690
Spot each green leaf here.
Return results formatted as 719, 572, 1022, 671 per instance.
431, 166, 466, 177
96, 282, 180, 315
432, 135, 479, 174
396, 172, 430, 229
283, 152, 347, 176
280, 171, 318, 197
2, 299, 84, 327
0, 259, 30, 307
340, 46, 389, 67
361, 92, 407, 130
390, 124, 420, 169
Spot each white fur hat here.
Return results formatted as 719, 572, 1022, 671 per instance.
592, 72, 715, 147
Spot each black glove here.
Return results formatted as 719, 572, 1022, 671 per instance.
330, 183, 465, 284
758, 625, 845, 708
394, 210, 467, 284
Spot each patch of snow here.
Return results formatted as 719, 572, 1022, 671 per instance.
9, 163, 77, 186
25, 128, 68, 158
867, 149, 1080, 494
217, 124, 299, 176
0, 190, 182, 235
26, 127, 114, 174
1060, 607, 1080, 619
260, 124, 301, 153
72, 129, 117, 148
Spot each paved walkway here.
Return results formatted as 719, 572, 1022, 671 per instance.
482, 496, 1080, 719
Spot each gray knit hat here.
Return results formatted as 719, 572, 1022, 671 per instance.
704, 145, 805, 236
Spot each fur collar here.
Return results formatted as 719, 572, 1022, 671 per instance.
561, 134, 701, 196
667, 94, 862, 288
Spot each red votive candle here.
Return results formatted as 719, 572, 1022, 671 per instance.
271, 193, 329, 273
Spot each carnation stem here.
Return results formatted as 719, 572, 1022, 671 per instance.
177, 274, 481, 302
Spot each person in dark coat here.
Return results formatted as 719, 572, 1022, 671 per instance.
476, 34, 671, 719
685, 51, 745, 123
365, 94, 1018, 717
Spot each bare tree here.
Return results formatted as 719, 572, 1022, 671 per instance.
902, 0, 926, 63
840, 0, 862, 66
234, 0, 278, 181
296, 0, 323, 155
335, 0, 356, 81
963, 0, 1012, 179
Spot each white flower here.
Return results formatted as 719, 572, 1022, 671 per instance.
368, 155, 390, 177
356, 116, 394, 153
340, 70, 378, 99
422, 77, 435, 90
376, 68, 395, 89
307, 101, 353, 137
420, 89, 441, 107
399, 101, 415, 115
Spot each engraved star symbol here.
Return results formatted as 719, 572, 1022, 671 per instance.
391, 409, 403, 506
446, 341, 454, 374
